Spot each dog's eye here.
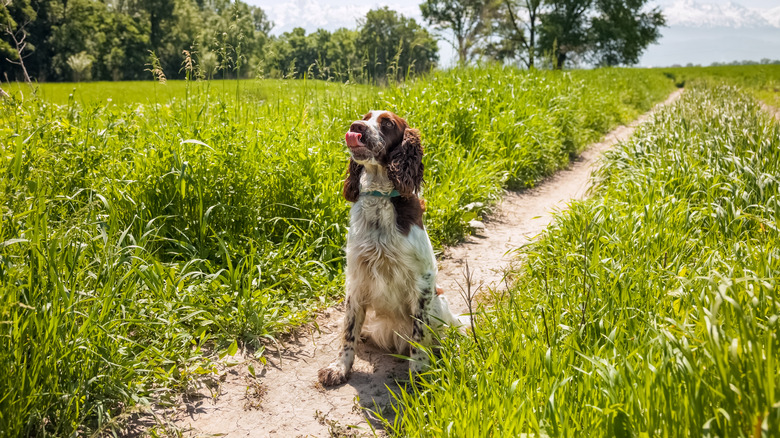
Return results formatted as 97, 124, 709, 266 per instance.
382, 120, 394, 129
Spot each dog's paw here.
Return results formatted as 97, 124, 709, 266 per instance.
318, 364, 348, 387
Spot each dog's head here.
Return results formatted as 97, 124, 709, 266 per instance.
343, 110, 423, 202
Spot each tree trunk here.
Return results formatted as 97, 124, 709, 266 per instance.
458, 36, 467, 65
556, 51, 566, 69
17, 54, 32, 83
151, 11, 160, 51
529, 26, 535, 69
6, 30, 33, 83
527, 0, 537, 69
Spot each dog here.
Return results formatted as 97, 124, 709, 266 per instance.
318, 110, 463, 386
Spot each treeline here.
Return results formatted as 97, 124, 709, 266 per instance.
1, 0, 665, 83
693, 59, 780, 68
421, 0, 664, 69
264, 8, 437, 82
1, 0, 273, 82
0, 0, 436, 82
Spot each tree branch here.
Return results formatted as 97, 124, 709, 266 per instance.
504, 0, 529, 50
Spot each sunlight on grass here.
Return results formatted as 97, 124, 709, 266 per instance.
380, 84, 780, 437
0, 67, 675, 435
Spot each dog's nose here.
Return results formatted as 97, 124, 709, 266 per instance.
350, 121, 367, 133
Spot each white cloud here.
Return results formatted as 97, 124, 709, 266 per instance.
662, 0, 780, 28
765, 6, 780, 28
249, 0, 424, 35
247, 0, 779, 67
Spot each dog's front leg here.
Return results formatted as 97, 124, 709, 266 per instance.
409, 282, 435, 374
318, 294, 365, 386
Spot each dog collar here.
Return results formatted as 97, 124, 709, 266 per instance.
360, 190, 401, 198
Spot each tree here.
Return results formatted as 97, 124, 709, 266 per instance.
266, 27, 317, 77
1, 0, 36, 82
358, 7, 438, 82
538, 0, 664, 69
324, 28, 361, 81
483, 0, 542, 68
197, 0, 271, 78
138, 0, 175, 53
420, 0, 493, 65
538, 0, 590, 69
48, 0, 148, 81
264, 27, 363, 81
589, 0, 664, 66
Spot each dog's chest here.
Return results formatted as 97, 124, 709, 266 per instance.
346, 196, 436, 318
348, 198, 423, 280
350, 198, 402, 250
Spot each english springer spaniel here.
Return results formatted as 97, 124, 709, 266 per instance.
318, 110, 462, 387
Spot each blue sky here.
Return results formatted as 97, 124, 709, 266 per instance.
246, 0, 780, 67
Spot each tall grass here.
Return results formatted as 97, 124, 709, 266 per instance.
662, 64, 780, 106
380, 84, 779, 437
0, 66, 674, 435
388, 66, 674, 244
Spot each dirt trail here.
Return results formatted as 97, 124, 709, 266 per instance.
439, 89, 683, 314
760, 101, 780, 122
154, 89, 683, 437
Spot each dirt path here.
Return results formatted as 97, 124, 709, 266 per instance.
760, 101, 780, 122
153, 89, 683, 437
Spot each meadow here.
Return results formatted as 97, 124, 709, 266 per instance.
661, 64, 780, 107
0, 67, 675, 435
381, 84, 780, 437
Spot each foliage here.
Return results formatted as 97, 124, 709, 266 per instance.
1, 1, 439, 83
428, 0, 666, 69
65, 50, 92, 81
264, 27, 363, 81
358, 7, 439, 83
264, 8, 438, 83
420, 0, 495, 65
589, 0, 666, 67
532, 0, 665, 68
0, 0, 271, 82
0, 0, 36, 61
0, 0, 36, 82
48, 0, 147, 81
482, 0, 542, 68
0, 67, 674, 435
379, 85, 780, 437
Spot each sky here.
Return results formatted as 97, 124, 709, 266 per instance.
245, 0, 780, 68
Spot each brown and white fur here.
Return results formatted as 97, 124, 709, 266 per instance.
318, 110, 462, 386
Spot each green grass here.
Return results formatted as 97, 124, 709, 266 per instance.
0, 66, 675, 436
661, 64, 780, 107
380, 84, 780, 437
4, 78, 369, 106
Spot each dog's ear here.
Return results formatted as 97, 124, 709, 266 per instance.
343, 158, 364, 202
387, 128, 423, 198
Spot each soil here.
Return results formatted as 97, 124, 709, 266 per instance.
145, 89, 683, 437
760, 101, 780, 122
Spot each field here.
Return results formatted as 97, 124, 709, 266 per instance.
0, 67, 676, 435
660, 64, 780, 106
381, 83, 780, 436
2, 65, 779, 436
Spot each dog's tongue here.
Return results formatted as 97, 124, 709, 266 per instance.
345, 131, 363, 148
